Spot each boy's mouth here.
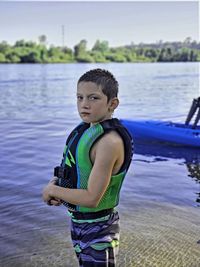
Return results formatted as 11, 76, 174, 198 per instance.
80, 112, 90, 116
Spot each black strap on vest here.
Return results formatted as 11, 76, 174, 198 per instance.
100, 118, 133, 173
70, 208, 114, 220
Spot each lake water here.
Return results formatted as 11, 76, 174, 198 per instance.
0, 63, 199, 265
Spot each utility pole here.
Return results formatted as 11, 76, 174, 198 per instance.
62, 25, 65, 48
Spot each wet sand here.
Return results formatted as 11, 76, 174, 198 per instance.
1, 201, 200, 267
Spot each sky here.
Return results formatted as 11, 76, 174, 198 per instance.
0, 1, 199, 49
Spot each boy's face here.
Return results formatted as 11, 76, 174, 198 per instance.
77, 81, 115, 125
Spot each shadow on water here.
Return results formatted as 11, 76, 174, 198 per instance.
187, 163, 200, 205
134, 139, 200, 206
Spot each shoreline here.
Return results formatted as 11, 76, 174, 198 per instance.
1, 201, 200, 267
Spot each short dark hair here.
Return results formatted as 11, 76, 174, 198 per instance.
78, 68, 118, 102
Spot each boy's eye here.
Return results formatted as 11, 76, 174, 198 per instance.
77, 96, 83, 101
77, 95, 99, 101
89, 96, 99, 100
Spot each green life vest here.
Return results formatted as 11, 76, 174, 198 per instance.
56, 118, 133, 212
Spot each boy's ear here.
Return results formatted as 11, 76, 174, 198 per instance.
109, 97, 119, 112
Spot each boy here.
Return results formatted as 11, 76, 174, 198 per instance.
43, 69, 133, 267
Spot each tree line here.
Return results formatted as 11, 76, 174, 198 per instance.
0, 37, 199, 63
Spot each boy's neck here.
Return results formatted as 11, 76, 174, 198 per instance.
90, 116, 112, 127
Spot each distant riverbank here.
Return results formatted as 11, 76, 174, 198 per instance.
0, 38, 200, 64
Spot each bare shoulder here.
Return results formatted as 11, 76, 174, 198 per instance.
90, 130, 124, 166
97, 130, 123, 149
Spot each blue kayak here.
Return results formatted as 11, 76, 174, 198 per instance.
120, 119, 200, 147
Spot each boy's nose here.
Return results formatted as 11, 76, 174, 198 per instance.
81, 98, 90, 109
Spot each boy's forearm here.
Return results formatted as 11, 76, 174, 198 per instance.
49, 184, 99, 208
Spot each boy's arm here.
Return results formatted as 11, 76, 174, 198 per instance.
43, 134, 120, 208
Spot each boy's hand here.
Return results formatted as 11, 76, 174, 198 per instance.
47, 198, 62, 206
43, 177, 62, 206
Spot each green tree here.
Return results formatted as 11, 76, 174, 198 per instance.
90, 51, 107, 63
92, 40, 109, 54
74, 40, 94, 62
14, 40, 26, 47
105, 51, 127, 62
157, 48, 166, 62
0, 53, 6, 63
189, 50, 197, 61
179, 48, 190, 61
184, 37, 192, 46
74, 40, 87, 58
6, 51, 20, 63
38, 35, 47, 46
0, 41, 11, 54
144, 49, 158, 60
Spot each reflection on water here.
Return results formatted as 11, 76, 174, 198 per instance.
134, 140, 200, 206
134, 139, 200, 162
187, 163, 200, 205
